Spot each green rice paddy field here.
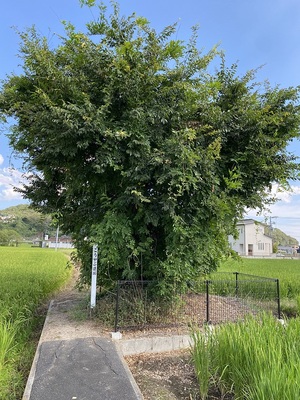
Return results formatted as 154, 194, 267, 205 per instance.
0, 247, 71, 400
220, 257, 300, 298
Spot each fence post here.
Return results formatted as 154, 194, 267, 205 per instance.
114, 281, 120, 332
206, 280, 210, 324
276, 279, 281, 319
235, 272, 239, 297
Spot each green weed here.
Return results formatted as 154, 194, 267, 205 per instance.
191, 327, 212, 399
191, 313, 300, 399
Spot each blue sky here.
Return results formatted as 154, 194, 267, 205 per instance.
1, 0, 300, 241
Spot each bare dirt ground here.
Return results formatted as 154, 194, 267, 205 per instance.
126, 350, 200, 400
125, 351, 234, 400
39, 266, 104, 342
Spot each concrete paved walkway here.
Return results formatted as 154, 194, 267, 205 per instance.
22, 298, 143, 400
25, 337, 142, 400
22, 276, 190, 400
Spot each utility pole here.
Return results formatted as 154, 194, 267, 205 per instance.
269, 216, 278, 254
269, 216, 278, 233
55, 225, 59, 251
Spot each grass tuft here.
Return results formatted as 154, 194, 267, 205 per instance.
191, 313, 300, 399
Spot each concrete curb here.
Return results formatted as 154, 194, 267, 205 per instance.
22, 300, 54, 400
114, 343, 144, 399
117, 334, 192, 356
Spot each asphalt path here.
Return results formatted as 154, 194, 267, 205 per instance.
26, 336, 142, 400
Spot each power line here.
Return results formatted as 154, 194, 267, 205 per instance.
246, 215, 300, 220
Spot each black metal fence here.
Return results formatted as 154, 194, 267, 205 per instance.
113, 273, 280, 332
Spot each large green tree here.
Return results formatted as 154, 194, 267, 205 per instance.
1, 1, 300, 292
0, 229, 22, 246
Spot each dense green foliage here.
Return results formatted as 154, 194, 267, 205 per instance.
0, 228, 22, 246
1, 1, 300, 291
192, 314, 300, 399
0, 247, 71, 399
0, 204, 54, 241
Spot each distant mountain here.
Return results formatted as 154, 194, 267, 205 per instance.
264, 225, 298, 246
0, 204, 56, 240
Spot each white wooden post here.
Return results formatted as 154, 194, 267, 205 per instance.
90, 244, 98, 308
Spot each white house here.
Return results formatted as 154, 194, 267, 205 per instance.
228, 219, 273, 256
39, 235, 74, 249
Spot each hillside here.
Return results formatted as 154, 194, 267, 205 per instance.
0, 204, 56, 240
264, 226, 298, 246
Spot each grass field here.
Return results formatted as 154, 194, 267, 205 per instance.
0, 247, 71, 400
219, 257, 300, 299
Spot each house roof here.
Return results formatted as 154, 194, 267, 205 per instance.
237, 219, 260, 225
237, 219, 273, 239
45, 235, 73, 243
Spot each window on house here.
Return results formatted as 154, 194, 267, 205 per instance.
258, 243, 264, 250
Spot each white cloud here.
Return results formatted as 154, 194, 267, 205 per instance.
271, 183, 300, 204
0, 167, 27, 201
1, 186, 23, 200
0, 154, 4, 166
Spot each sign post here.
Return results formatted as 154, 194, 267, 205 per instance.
90, 244, 98, 309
